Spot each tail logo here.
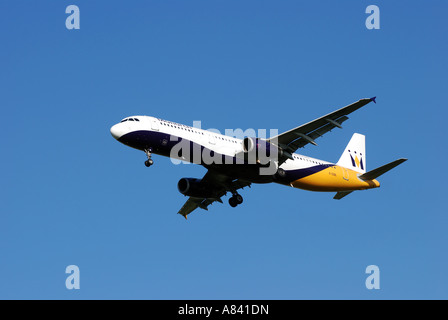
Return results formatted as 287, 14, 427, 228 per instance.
349, 151, 364, 170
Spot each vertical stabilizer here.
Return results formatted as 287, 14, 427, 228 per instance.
337, 133, 366, 173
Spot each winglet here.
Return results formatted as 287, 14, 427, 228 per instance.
178, 212, 188, 220
370, 96, 377, 104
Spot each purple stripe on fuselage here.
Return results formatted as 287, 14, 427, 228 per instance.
283, 164, 333, 182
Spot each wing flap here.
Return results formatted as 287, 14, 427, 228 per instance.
284, 116, 349, 151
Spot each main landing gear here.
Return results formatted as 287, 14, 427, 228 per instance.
144, 148, 154, 167
228, 193, 243, 208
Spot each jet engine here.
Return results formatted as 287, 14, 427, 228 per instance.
242, 137, 284, 164
177, 178, 216, 198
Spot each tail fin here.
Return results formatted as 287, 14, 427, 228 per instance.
359, 158, 407, 181
337, 133, 366, 173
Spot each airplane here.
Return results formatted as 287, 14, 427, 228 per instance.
110, 97, 407, 219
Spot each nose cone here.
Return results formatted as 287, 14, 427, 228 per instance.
110, 123, 123, 140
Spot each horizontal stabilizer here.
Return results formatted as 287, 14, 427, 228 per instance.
359, 158, 407, 181
333, 191, 353, 200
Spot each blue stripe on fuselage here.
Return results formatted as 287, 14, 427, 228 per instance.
118, 130, 333, 184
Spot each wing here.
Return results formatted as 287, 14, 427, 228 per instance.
178, 170, 251, 219
269, 97, 376, 164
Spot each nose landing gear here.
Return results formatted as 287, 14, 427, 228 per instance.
144, 148, 154, 167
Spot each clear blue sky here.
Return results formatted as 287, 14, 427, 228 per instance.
1, 0, 447, 299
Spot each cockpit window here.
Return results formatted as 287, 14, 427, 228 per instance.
120, 118, 139, 123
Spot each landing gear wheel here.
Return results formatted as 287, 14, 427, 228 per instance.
229, 194, 243, 207
144, 159, 154, 167
144, 148, 154, 167
234, 194, 243, 204
229, 197, 238, 208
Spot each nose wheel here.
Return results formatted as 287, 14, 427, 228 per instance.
229, 193, 243, 208
144, 148, 154, 167
144, 159, 154, 167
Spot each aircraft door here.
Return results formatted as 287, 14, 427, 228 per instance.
208, 133, 216, 145
151, 118, 159, 131
342, 168, 349, 181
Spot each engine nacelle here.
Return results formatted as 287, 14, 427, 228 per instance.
242, 137, 283, 164
177, 178, 216, 198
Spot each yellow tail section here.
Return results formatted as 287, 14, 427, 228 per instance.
290, 165, 379, 192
